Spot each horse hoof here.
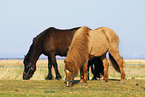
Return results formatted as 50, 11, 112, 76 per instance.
45, 76, 53, 80
55, 76, 62, 80
55, 78, 60, 80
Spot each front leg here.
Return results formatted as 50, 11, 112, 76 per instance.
49, 53, 62, 80
80, 68, 84, 83
83, 62, 88, 86
45, 58, 53, 80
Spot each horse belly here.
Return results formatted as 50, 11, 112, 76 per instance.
89, 31, 109, 57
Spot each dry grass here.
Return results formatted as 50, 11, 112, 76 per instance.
0, 59, 145, 80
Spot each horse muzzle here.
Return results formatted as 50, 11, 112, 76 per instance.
23, 67, 35, 80
23, 73, 31, 80
66, 81, 73, 87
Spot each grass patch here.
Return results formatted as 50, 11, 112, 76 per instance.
0, 59, 145, 96
0, 79, 145, 97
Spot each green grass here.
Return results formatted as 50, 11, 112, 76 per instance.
0, 79, 145, 97
0, 59, 145, 96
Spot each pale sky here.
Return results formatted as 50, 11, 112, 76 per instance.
0, 0, 145, 59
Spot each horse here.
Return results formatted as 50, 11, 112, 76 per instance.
23, 27, 104, 80
64, 26, 125, 87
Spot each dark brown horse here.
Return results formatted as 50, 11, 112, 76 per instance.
88, 57, 104, 80
23, 27, 104, 80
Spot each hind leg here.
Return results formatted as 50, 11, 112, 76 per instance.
88, 59, 96, 80
100, 54, 109, 82
109, 51, 125, 83
93, 57, 104, 80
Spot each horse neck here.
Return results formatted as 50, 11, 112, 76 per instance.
67, 29, 90, 68
26, 45, 41, 64
67, 47, 89, 68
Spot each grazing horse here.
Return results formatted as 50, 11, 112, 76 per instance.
64, 26, 125, 87
23, 27, 103, 80
23, 27, 80, 80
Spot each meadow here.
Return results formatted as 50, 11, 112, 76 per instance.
0, 59, 145, 96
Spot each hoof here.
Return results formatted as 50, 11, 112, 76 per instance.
55, 76, 62, 80
45, 75, 53, 80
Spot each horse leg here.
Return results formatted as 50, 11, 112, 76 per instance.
87, 61, 90, 80
80, 67, 84, 83
80, 62, 88, 86
82, 61, 89, 86
94, 62, 100, 79
45, 58, 53, 80
109, 51, 125, 83
87, 60, 94, 80
100, 55, 109, 82
50, 54, 62, 80
52, 58, 62, 80
91, 65, 97, 80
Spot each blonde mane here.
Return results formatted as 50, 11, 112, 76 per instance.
65, 26, 90, 71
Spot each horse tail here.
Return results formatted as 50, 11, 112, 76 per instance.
109, 53, 121, 73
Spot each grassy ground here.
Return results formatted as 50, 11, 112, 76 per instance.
0, 79, 145, 97
0, 59, 145, 96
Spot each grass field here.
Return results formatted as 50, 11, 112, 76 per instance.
0, 59, 145, 96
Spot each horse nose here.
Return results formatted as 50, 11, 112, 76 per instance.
66, 82, 72, 87
23, 74, 30, 80
66, 81, 70, 87
66, 83, 70, 87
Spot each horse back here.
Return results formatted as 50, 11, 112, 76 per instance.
41, 27, 79, 56
89, 27, 119, 57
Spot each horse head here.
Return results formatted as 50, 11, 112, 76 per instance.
64, 60, 76, 87
23, 55, 36, 80
64, 69, 76, 87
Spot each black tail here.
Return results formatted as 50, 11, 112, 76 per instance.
109, 53, 120, 73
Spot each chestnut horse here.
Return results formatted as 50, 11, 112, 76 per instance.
23, 27, 103, 80
64, 26, 125, 87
